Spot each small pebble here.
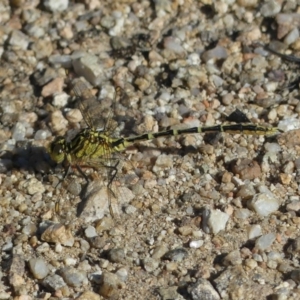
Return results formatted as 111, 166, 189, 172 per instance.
143, 257, 159, 272
84, 226, 97, 238
260, 0, 281, 17
163, 36, 185, 55
115, 268, 128, 282
163, 248, 188, 262
189, 240, 204, 249
188, 278, 220, 300
234, 208, 251, 220
75, 291, 102, 300
42, 274, 66, 291
28, 258, 49, 279
9, 255, 25, 288
12, 122, 26, 141
247, 224, 262, 239
178, 226, 193, 236
41, 223, 75, 247
60, 267, 88, 287
222, 250, 242, 266
64, 258, 77, 266
34, 129, 51, 140
9, 30, 30, 50
99, 271, 125, 298
108, 248, 126, 264
284, 28, 299, 45
41, 77, 64, 97
72, 53, 105, 86
52, 93, 69, 108
245, 259, 258, 270
50, 111, 68, 134
248, 192, 280, 216
152, 245, 169, 259
255, 233, 276, 251
24, 178, 45, 195
286, 201, 300, 212
165, 262, 177, 271
43, 0, 69, 12
231, 159, 262, 180
208, 209, 229, 234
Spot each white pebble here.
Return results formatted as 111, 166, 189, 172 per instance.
115, 268, 128, 282
12, 122, 26, 141
264, 81, 278, 92
284, 28, 299, 45
248, 193, 280, 216
260, 0, 281, 17
72, 53, 104, 86
235, 208, 251, 219
49, 54, 73, 68
248, 224, 262, 239
9, 30, 30, 50
52, 92, 69, 108
189, 240, 204, 249
255, 233, 276, 251
84, 225, 97, 238
208, 209, 229, 234
55, 243, 63, 253
277, 118, 300, 131
264, 142, 281, 153
29, 258, 49, 279
211, 75, 224, 87
187, 53, 200, 65
267, 251, 283, 262
36, 243, 50, 253
34, 129, 51, 140
268, 108, 277, 121
64, 257, 77, 266
125, 205, 137, 214
43, 0, 69, 12
109, 12, 124, 36
164, 36, 185, 54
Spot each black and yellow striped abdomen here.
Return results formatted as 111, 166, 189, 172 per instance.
112, 123, 278, 151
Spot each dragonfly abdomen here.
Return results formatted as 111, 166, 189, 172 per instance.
110, 123, 277, 154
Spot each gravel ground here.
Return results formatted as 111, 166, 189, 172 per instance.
1, 0, 300, 299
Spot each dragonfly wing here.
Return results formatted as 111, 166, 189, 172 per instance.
72, 80, 113, 131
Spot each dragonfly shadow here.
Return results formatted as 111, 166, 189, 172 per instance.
0, 140, 52, 180
76, 182, 89, 217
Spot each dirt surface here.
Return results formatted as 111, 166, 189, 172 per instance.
1, 0, 300, 299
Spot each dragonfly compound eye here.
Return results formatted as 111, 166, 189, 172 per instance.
49, 137, 66, 164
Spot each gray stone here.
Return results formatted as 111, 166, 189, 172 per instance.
28, 258, 49, 279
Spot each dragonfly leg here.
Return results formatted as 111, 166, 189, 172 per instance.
108, 160, 120, 186
75, 164, 90, 183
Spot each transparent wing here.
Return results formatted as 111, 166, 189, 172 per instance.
78, 153, 122, 219
72, 80, 117, 132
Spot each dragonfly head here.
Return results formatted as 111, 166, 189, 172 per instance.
49, 136, 67, 164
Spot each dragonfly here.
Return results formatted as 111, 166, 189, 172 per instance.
49, 79, 279, 218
